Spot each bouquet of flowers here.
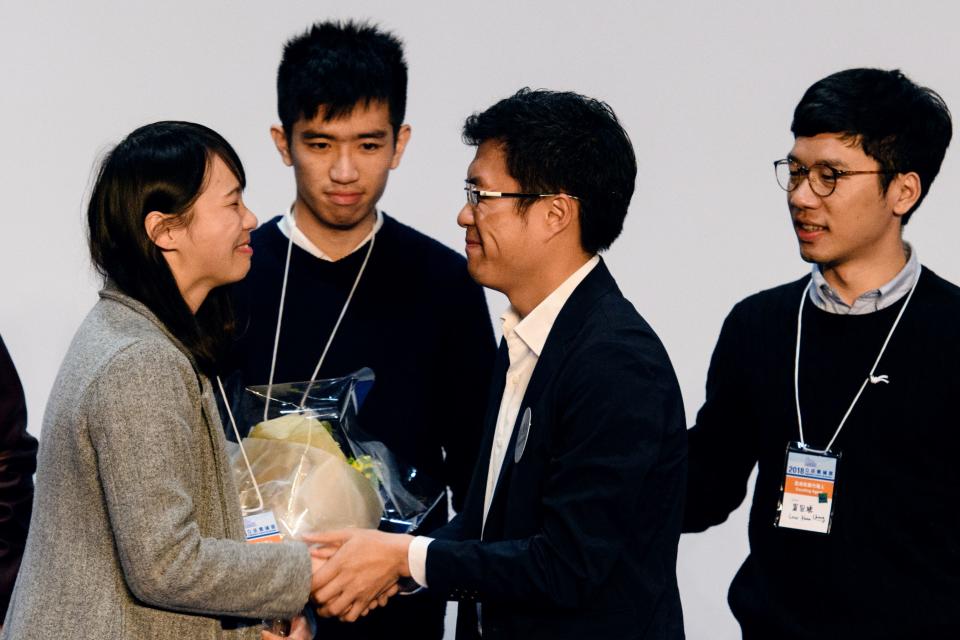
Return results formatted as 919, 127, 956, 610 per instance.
228, 368, 444, 539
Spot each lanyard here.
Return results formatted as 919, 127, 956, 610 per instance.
217, 374, 265, 515
793, 271, 919, 453
263, 209, 376, 418
220, 211, 376, 516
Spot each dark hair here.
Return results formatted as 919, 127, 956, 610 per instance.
462, 88, 636, 254
87, 121, 245, 376
277, 20, 407, 138
792, 68, 952, 224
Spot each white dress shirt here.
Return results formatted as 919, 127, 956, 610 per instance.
277, 205, 383, 260
407, 256, 600, 587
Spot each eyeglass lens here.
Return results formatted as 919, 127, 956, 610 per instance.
464, 185, 479, 206
776, 161, 838, 197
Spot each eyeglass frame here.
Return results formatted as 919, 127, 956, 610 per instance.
773, 158, 894, 198
464, 182, 579, 206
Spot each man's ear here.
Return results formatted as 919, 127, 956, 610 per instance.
390, 124, 412, 170
542, 194, 578, 241
891, 171, 922, 219
145, 211, 177, 251
270, 125, 294, 167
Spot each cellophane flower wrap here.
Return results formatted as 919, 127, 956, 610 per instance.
228, 368, 443, 538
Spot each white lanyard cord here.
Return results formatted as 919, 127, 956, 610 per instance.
794, 271, 920, 452
263, 215, 377, 418
262, 230, 296, 421
224, 215, 376, 520
216, 375, 264, 515
298, 231, 375, 407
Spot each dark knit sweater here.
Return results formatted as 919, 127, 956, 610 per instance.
229, 214, 496, 516
684, 267, 960, 639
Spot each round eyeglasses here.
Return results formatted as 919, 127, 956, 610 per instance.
773, 159, 892, 198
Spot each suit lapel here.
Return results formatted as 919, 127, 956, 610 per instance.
482, 260, 619, 537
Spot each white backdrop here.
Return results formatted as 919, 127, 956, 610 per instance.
2, 2, 959, 638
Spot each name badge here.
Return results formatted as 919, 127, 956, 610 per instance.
244, 510, 283, 544
775, 442, 840, 535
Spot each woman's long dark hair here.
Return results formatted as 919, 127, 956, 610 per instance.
87, 121, 246, 376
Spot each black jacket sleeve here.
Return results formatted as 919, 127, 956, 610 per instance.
0, 336, 37, 618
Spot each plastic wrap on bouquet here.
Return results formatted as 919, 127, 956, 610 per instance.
228, 368, 444, 538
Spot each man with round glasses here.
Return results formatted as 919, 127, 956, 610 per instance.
684, 68, 957, 638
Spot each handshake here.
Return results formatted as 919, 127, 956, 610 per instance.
305, 529, 415, 622
262, 529, 414, 640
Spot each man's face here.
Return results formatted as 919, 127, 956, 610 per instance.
787, 133, 905, 268
457, 141, 541, 294
272, 101, 410, 231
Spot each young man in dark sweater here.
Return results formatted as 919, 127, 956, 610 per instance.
684, 68, 956, 639
228, 21, 496, 640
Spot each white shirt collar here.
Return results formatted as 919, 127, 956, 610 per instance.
500, 256, 601, 358
808, 243, 919, 315
277, 204, 383, 262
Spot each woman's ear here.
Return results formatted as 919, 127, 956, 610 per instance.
144, 211, 177, 251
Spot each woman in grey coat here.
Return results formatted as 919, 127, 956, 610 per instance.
1, 122, 321, 639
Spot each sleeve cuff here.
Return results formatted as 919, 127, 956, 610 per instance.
407, 535, 433, 588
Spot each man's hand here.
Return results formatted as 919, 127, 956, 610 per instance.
303, 529, 413, 622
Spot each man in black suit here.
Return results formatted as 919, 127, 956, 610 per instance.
306, 89, 687, 640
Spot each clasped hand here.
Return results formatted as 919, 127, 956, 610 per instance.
305, 529, 414, 622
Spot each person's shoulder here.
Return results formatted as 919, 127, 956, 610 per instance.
378, 213, 478, 291
917, 266, 960, 304
380, 214, 467, 268
726, 275, 810, 324
910, 267, 960, 342
91, 299, 194, 377
575, 284, 671, 368
61, 299, 197, 412
249, 215, 284, 249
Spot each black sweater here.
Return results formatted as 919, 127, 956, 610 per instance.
229, 214, 496, 518
685, 267, 960, 639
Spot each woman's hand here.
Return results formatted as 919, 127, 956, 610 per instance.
261, 613, 312, 639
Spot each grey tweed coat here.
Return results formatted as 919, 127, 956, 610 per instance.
1, 288, 312, 639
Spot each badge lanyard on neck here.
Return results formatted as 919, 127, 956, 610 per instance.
216, 209, 376, 516
265, 209, 376, 416
793, 271, 919, 453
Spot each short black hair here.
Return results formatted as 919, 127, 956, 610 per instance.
277, 20, 407, 137
87, 121, 244, 375
463, 88, 636, 254
792, 68, 952, 224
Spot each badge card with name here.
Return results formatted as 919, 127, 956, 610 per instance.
243, 510, 283, 544
775, 442, 840, 535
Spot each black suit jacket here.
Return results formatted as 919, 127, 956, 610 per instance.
426, 261, 687, 640
0, 336, 36, 620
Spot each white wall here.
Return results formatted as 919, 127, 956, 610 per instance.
2, 2, 959, 637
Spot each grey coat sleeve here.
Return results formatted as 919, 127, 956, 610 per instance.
85, 339, 312, 620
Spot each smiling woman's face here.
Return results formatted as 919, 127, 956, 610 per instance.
159, 153, 258, 312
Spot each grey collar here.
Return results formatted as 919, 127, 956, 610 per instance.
808, 243, 920, 316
